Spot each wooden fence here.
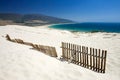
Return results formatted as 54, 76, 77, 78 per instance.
61, 42, 107, 73
32, 44, 57, 57
5, 34, 107, 73
5, 34, 57, 57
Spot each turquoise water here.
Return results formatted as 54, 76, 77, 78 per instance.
49, 23, 120, 33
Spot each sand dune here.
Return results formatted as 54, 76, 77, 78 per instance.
0, 25, 120, 80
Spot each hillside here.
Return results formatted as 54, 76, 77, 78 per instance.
0, 13, 74, 26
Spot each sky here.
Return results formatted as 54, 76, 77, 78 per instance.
0, 0, 120, 22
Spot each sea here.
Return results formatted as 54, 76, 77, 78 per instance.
49, 23, 120, 33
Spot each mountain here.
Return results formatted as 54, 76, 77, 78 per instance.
0, 13, 74, 26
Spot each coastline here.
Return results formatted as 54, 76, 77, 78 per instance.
0, 25, 120, 80
48, 23, 120, 33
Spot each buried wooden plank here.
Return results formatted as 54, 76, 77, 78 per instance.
24, 42, 33, 46
5, 34, 11, 41
44, 46, 50, 55
51, 47, 58, 57
14, 39, 23, 44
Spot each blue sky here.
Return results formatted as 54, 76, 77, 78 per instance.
0, 0, 120, 22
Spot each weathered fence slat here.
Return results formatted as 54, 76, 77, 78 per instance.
79, 46, 82, 66
95, 49, 98, 71
76, 45, 79, 65
81, 46, 83, 66
62, 42, 65, 58
103, 50, 107, 73
86, 47, 89, 68
65, 43, 67, 59
74, 44, 76, 63
101, 50, 104, 73
85, 47, 87, 68
98, 49, 101, 72
90, 48, 92, 69
5, 34, 58, 58
93, 48, 95, 70
50, 47, 57, 57
66, 43, 69, 60
68, 43, 70, 60
61, 42, 107, 73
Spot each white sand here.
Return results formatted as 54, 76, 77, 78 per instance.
0, 25, 120, 80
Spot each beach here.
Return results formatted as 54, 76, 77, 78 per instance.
0, 25, 120, 80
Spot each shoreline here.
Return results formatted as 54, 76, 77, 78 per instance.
48, 23, 120, 33
2, 23, 120, 34
0, 25, 120, 80
1, 24, 120, 35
